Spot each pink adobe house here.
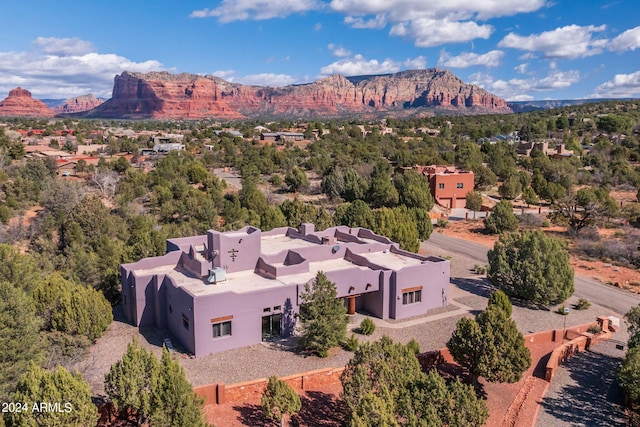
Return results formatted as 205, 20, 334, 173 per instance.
120, 224, 450, 357
413, 165, 475, 208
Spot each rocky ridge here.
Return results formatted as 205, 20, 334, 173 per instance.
0, 87, 55, 117
90, 69, 512, 119
54, 94, 104, 114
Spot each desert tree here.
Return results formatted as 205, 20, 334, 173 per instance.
617, 346, 640, 408
150, 347, 208, 427
487, 289, 512, 317
447, 305, 531, 385
465, 191, 483, 220
298, 271, 348, 357
104, 339, 160, 424
488, 230, 574, 306
484, 200, 518, 234
5, 365, 98, 427
0, 282, 43, 402
342, 336, 488, 426
550, 187, 618, 234
261, 376, 302, 427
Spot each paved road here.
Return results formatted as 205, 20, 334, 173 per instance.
213, 168, 243, 190
426, 232, 640, 317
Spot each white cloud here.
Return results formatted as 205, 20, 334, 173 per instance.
470, 69, 580, 101
328, 43, 352, 57
591, 71, 640, 98
212, 70, 298, 86
193, 0, 547, 47
190, 0, 321, 22
514, 63, 528, 74
438, 50, 503, 68
313, 22, 323, 31
499, 24, 608, 59
390, 19, 493, 47
33, 37, 94, 56
237, 73, 299, 86
0, 37, 163, 99
320, 54, 425, 76
608, 26, 640, 52
344, 14, 386, 29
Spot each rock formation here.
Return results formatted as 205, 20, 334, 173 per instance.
90, 69, 512, 119
0, 87, 55, 117
54, 94, 104, 114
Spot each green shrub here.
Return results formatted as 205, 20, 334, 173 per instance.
587, 325, 602, 334
359, 317, 376, 336
342, 335, 359, 352
575, 298, 591, 310
474, 264, 488, 275
406, 339, 420, 355
435, 218, 449, 228
557, 305, 569, 315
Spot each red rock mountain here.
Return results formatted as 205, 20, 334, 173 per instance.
90, 69, 512, 119
54, 94, 104, 114
0, 87, 55, 117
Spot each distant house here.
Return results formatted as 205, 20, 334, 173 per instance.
56, 161, 77, 176
120, 224, 450, 357
152, 143, 185, 154
412, 165, 475, 208
260, 132, 304, 144
516, 141, 574, 158
213, 129, 243, 138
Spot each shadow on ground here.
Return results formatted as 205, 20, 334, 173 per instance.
539, 341, 626, 427
233, 391, 347, 427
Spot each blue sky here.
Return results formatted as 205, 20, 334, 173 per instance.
1, 0, 639, 102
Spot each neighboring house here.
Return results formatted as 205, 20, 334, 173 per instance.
260, 132, 305, 144
120, 224, 450, 357
57, 161, 77, 176
152, 143, 185, 153
412, 165, 475, 208
516, 141, 574, 158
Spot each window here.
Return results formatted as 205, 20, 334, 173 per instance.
263, 307, 271, 313
273, 305, 281, 311
456, 183, 464, 189
438, 183, 445, 189
402, 290, 422, 305
212, 321, 232, 338
182, 314, 189, 330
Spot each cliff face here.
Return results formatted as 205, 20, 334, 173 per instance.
54, 94, 104, 114
0, 87, 55, 117
91, 69, 511, 119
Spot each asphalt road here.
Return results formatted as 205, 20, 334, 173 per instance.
426, 231, 640, 317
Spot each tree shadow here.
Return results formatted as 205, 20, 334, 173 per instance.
451, 277, 495, 298
538, 341, 626, 426
292, 391, 348, 427
233, 404, 273, 427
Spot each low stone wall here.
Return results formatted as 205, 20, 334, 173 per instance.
195, 317, 615, 407
544, 317, 613, 382
194, 367, 345, 405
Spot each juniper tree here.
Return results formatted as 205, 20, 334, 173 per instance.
447, 305, 531, 385
261, 376, 301, 427
149, 347, 208, 427
484, 200, 518, 234
6, 365, 98, 427
104, 339, 159, 424
487, 230, 574, 305
0, 282, 43, 402
298, 271, 348, 357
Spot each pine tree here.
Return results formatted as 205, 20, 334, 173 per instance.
617, 347, 640, 406
6, 365, 98, 427
0, 282, 43, 402
104, 339, 159, 424
298, 271, 348, 357
487, 230, 574, 305
261, 376, 301, 427
150, 347, 208, 427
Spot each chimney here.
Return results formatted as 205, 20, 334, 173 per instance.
300, 223, 315, 236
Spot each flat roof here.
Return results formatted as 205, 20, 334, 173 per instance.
168, 269, 287, 297
360, 250, 424, 270
260, 234, 317, 255
278, 258, 370, 285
